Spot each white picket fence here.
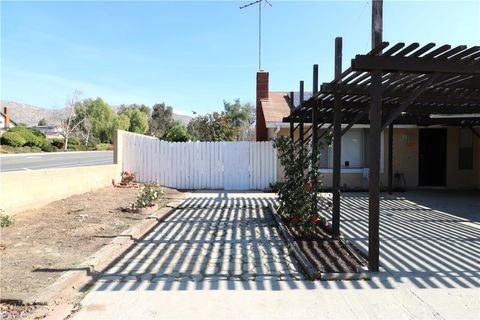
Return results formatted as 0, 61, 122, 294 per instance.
121, 131, 277, 190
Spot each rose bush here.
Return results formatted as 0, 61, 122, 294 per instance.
272, 136, 330, 236
120, 170, 136, 185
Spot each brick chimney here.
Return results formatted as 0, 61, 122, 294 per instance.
256, 70, 269, 141
4, 107, 10, 129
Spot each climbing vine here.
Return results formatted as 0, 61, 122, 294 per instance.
272, 136, 330, 236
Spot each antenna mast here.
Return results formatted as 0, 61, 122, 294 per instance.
240, 0, 272, 70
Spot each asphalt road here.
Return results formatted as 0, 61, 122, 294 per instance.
0, 151, 113, 172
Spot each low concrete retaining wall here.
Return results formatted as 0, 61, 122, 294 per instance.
0, 164, 120, 214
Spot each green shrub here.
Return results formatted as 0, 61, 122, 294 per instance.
41, 141, 58, 152
51, 138, 64, 149
8, 127, 45, 147
87, 136, 100, 149
31, 129, 46, 139
95, 143, 113, 151
1, 214, 14, 228
132, 184, 164, 209
67, 144, 88, 151
1, 132, 27, 147
69, 137, 80, 145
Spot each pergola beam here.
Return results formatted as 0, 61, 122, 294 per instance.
352, 55, 480, 75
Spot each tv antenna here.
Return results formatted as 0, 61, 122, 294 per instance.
240, 0, 272, 71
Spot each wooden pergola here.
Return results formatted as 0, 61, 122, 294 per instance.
283, 40, 480, 271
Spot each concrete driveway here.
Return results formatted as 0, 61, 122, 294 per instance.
73, 191, 479, 320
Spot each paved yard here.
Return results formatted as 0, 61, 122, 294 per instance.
333, 191, 480, 289
74, 191, 479, 320
94, 192, 303, 289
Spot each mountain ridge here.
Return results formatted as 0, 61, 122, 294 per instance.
0, 100, 191, 127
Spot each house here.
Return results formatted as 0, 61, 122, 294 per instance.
29, 125, 64, 138
0, 107, 17, 131
255, 71, 480, 190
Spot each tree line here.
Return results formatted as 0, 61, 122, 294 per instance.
60, 91, 255, 149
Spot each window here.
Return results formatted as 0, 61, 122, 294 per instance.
459, 128, 473, 170
318, 128, 376, 170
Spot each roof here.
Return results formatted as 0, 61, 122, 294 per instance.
285, 42, 480, 127
260, 92, 291, 124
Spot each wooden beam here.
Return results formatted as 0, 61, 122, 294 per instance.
352, 54, 480, 75
382, 74, 439, 128
320, 82, 480, 105
290, 118, 294, 142
369, 0, 383, 273
312, 64, 320, 214
299, 81, 305, 144
332, 37, 343, 238
341, 109, 369, 136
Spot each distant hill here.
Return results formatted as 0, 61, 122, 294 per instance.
0, 100, 191, 127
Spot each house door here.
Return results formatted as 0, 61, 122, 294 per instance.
223, 142, 250, 190
419, 129, 447, 186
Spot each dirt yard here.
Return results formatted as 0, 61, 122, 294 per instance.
0, 185, 182, 309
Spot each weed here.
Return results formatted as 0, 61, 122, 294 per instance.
0, 215, 15, 228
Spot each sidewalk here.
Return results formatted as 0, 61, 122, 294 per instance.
73, 192, 479, 320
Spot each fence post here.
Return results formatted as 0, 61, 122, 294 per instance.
113, 129, 124, 181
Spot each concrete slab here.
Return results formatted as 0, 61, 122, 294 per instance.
73, 191, 480, 320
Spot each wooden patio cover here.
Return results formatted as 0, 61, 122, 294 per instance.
282, 41, 480, 272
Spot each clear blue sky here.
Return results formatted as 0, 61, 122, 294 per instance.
1, 1, 479, 115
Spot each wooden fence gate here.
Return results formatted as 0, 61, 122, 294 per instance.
121, 131, 277, 190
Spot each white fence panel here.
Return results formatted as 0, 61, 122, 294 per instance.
121, 131, 277, 190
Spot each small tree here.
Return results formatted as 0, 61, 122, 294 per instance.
188, 111, 236, 141
163, 122, 191, 142
223, 99, 255, 140
59, 90, 86, 150
122, 108, 149, 134
38, 118, 47, 126
149, 103, 175, 137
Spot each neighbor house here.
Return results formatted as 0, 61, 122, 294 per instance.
29, 125, 64, 138
255, 71, 480, 190
0, 107, 17, 132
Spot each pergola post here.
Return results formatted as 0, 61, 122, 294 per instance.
332, 37, 343, 238
312, 65, 319, 213
368, 0, 383, 272
289, 91, 295, 142
299, 81, 305, 144
388, 124, 394, 195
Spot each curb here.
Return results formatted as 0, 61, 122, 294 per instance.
268, 204, 321, 280
0, 151, 112, 158
1, 193, 189, 306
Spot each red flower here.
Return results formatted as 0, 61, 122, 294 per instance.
306, 182, 313, 190
290, 217, 298, 225
311, 216, 320, 223
124, 171, 130, 176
